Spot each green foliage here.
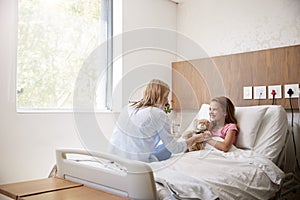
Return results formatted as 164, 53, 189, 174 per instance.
17, 0, 101, 109
164, 103, 173, 114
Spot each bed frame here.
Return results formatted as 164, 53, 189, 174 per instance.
55, 101, 290, 199
55, 149, 157, 200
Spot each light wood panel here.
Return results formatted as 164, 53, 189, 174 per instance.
172, 45, 300, 109
0, 178, 82, 200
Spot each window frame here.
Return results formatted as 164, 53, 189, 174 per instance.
105, 0, 113, 111
16, 0, 113, 113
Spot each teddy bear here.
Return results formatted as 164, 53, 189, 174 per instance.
183, 118, 211, 152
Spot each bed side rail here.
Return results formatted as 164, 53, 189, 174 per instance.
56, 148, 157, 200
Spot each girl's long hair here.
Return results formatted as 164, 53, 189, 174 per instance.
131, 79, 170, 109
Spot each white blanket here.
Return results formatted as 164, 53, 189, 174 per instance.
150, 140, 285, 200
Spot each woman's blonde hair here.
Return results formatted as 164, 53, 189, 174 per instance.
131, 79, 170, 109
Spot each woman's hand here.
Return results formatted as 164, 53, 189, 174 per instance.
192, 134, 206, 143
182, 130, 194, 139
185, 134, 205, 149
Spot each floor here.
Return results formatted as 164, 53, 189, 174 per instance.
281, 190, 300, 200
277, 178, 300, 200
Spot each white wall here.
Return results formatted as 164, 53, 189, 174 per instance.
0, 0, 177, 185
120, 0, 177, 104
177, 0, 300, 58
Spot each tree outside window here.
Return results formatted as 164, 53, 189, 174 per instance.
17, 0, 111, 111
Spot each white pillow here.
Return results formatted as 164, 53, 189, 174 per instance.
235, 106, 268, 149
252, 105, 288, 163
185, 104, 268, 150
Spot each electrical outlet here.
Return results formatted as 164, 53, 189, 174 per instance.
243, 86, 252, 99
284, 84, 299, 98
254, 86, 266, 99
268, 85, 282, 99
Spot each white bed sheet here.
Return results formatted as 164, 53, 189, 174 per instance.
187, 104, 288, 164
54, 104, 288, 200
150, 140, 285, 200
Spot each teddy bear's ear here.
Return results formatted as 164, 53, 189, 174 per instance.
194, 119, 199, 128
193, 119, 197, 127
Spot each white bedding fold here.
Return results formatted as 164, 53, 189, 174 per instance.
150, 142, 285, 200
154, 169, 219, 200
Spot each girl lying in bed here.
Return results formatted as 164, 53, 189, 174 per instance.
184, 96, 239, 152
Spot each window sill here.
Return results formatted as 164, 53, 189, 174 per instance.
16, 108, 115, 114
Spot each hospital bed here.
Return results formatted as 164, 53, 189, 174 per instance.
55, 149, 157, 200
54, 104, 288, 200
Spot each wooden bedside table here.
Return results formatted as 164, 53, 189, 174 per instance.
0, 177, 129, 200
0, 177, 82, 200
20, 185, 129, 200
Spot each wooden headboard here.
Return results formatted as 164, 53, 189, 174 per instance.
172, 45, 300, 110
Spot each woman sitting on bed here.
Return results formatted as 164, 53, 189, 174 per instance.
206, 96, 239, 152
109, 79, 204, 162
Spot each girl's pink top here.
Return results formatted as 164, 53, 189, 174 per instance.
210, 123, 239, 145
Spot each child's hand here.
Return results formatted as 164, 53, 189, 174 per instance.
185, 133, 206, 151
192, 134, 206, 143
203, 131, 212, 141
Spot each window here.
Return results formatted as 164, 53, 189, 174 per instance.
17, 0, 112, 111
